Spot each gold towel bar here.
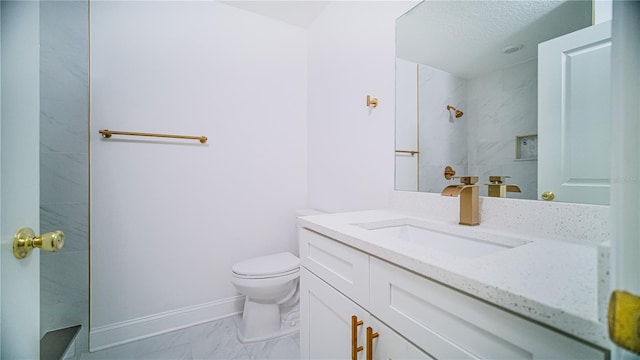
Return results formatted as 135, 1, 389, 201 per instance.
99, 130, 207, 144
395, 149, 419, 156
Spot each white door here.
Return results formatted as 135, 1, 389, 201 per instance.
610, 1, 640, 359
1, 1, 42, 358
538, 21, 612, 205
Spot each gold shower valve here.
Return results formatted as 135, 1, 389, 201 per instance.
13, 227, 64, 259
444, 166, 456, 180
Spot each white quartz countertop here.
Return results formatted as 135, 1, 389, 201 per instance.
298, 209, 609, 349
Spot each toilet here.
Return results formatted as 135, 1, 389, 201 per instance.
231, 251, 300, 343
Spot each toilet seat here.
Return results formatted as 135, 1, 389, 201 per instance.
232, 252, 299, 278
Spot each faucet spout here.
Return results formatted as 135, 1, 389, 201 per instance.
485, 176, 522, 197
441, 185, 464, 197
441, 177, 479, 226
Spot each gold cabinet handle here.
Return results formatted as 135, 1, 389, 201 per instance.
366, 326, 379, 360
541, 191, 555, 201
351, 315, 364, 360
13, 227, 64, 259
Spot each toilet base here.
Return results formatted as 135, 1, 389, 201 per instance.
237, 299, 299, 343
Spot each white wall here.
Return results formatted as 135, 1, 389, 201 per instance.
90, 2, 308, 349
307, 1, 419, 213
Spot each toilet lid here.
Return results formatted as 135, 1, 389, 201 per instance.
232, 252, 299, 277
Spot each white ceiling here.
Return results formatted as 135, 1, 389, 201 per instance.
220, 1, 330, 28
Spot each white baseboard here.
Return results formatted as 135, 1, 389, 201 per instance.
89, 295, 244, 352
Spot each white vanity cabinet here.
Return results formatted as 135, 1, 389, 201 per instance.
299, 227, 608, 360
299, 228, 431, 360
300, 267, 432, 359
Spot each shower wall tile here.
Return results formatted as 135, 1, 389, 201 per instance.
41, 249, 89, 339
40, 49, 89, 104
467, 59, 537, 198
40, 0, 90, 354
40, 152, 89, 205
40, 1, 89, 54
41, 250, 88, 304
418, 64, 468, 192
41, 98, 88, 153
41, 203, 88, 251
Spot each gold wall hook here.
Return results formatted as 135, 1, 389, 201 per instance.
13, 227, 64, 259
366, 95, 378, 108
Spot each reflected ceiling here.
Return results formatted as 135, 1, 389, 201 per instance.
396, 1, 592, 78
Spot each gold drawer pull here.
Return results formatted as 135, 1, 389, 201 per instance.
366, 326, 379, 360
352, 315, 364, 360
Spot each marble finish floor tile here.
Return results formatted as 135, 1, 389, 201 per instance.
75, 315, 299, 360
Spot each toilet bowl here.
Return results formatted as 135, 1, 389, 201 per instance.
231, 252, 300, 343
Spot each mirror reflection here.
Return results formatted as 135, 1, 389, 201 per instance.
395, 1, 608, 204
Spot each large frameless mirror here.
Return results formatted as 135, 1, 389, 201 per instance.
395, 1, 611, 205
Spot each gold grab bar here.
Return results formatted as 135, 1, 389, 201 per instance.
395, 149, 419, 156
99, 129, 208, 144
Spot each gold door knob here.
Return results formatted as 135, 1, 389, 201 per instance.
541, 191, 555, 201
608, 290, 640, 354
13, 227, 64, 259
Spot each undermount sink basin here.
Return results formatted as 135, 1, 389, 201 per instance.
363, 223, 515, 258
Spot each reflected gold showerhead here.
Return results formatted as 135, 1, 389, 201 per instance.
447, 105, 464, 118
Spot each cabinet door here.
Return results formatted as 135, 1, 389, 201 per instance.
300, 267, 368, 360
370, 258, 606, 360
368, 317, 434, 360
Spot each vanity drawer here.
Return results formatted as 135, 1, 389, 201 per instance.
299, 227, 369, 307
370, 257, 607, 360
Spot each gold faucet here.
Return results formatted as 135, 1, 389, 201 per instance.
485, 176, 521, 198
441, 176, 479, 226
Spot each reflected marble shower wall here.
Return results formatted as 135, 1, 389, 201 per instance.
418, 65, 468, 193
467, 59, 538, 200
40, 0, 89, 354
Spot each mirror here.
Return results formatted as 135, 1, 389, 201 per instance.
395, 1, 602, 203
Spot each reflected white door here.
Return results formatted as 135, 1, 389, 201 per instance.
538, 21, 612, 205
1, 1, 41, 358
